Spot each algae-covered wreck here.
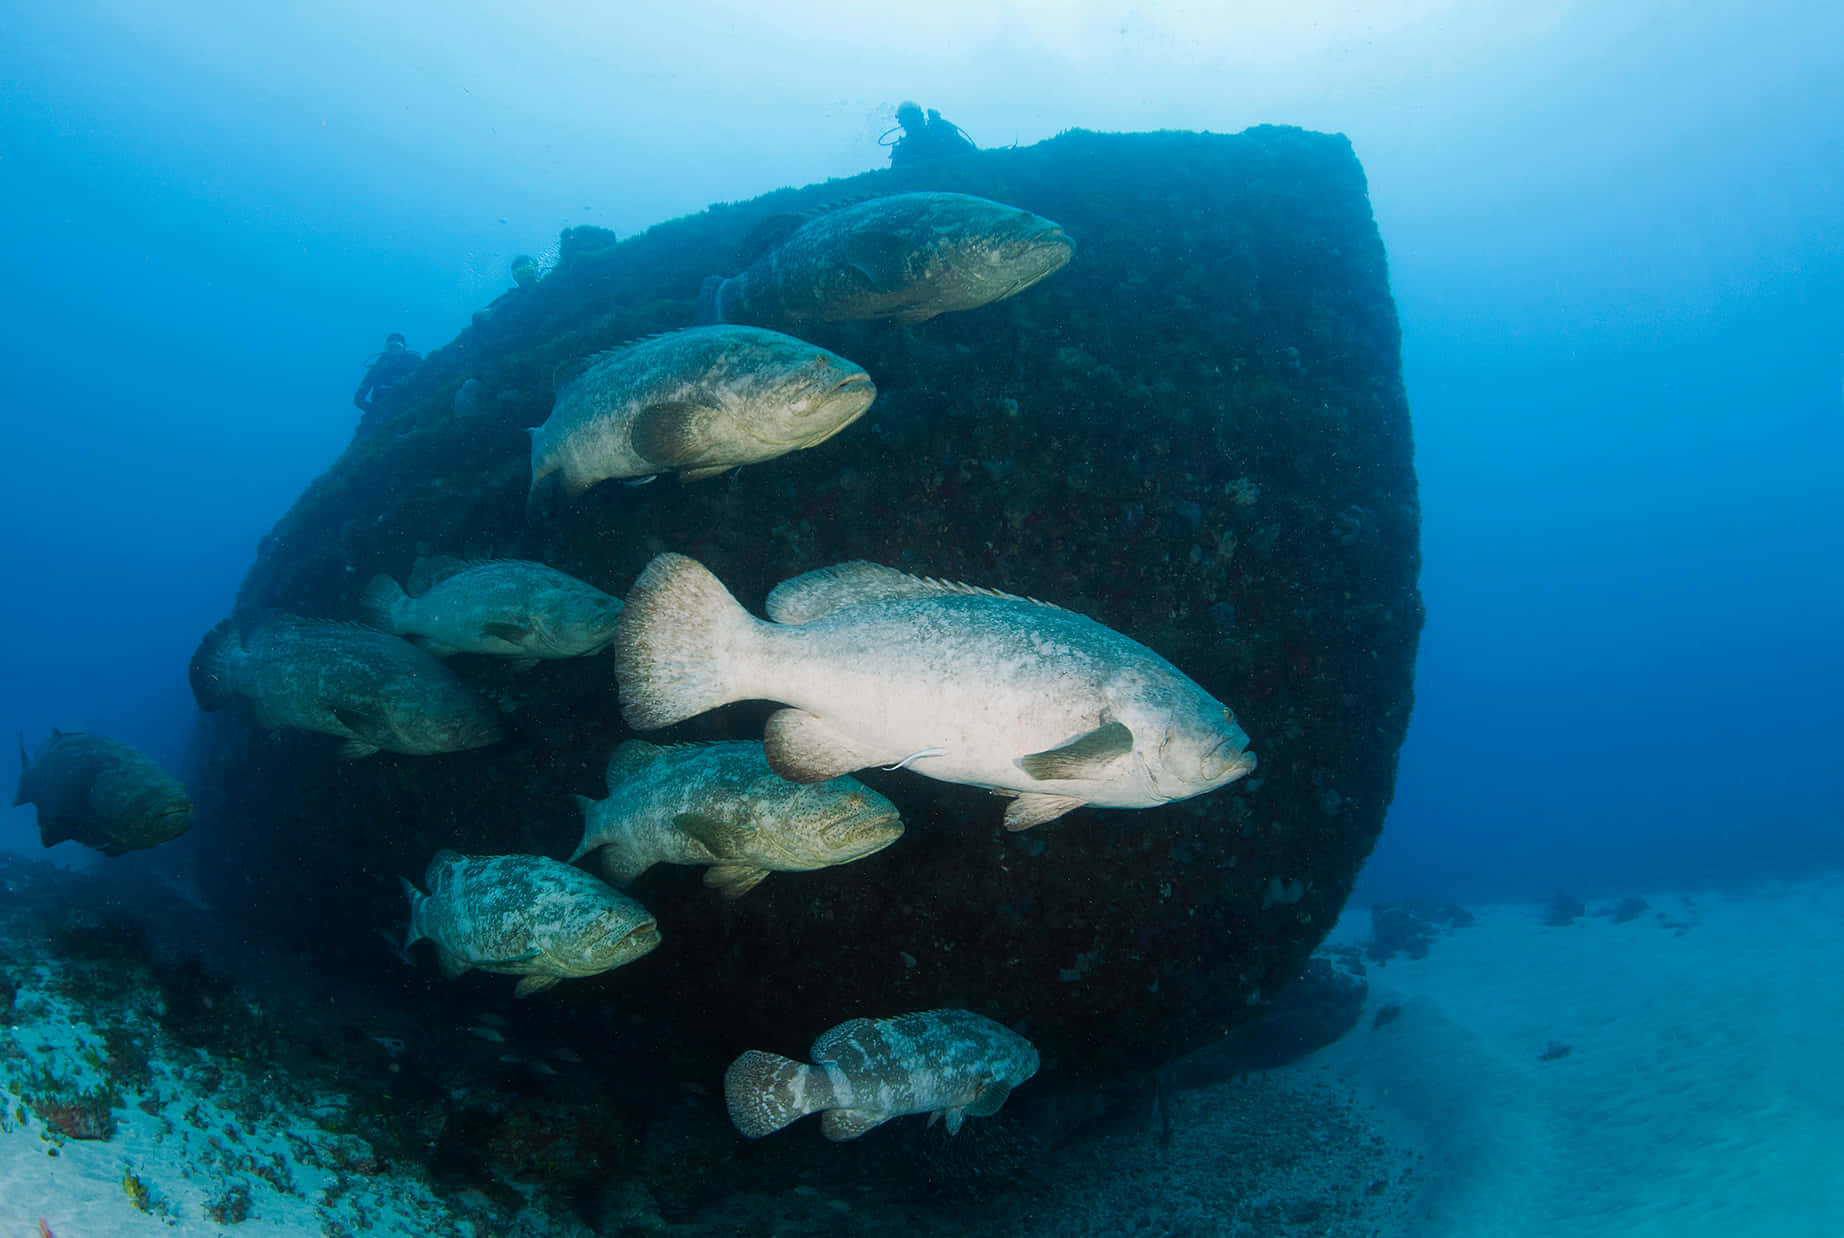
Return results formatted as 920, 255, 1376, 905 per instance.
193, 126, 1422, 1083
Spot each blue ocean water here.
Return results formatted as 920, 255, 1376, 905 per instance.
7, 2, 1836, 895
1, 3, 1841, 1230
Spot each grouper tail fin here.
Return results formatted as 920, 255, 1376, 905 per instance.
613, 553, 755, 732
400, 877, 426, 954
695, 275, 728, 325
724, 1050, 831, 1138
13, 733, 29, 807
188, 619, 242, 712
359, 574, 408, 631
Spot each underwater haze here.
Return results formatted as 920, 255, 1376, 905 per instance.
6, 0, 1838, 893
5, 3, 1844, 1235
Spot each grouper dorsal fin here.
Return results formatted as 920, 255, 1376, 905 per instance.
406, 554, 474, 595
810, 1018, 877, 1063
1016, 721, 1134, 781
604, 739, 665, 790
764, 561, 1065, 625
553, 333, 683, 396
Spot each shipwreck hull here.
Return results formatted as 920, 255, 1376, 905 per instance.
197, 126, 1421, 1081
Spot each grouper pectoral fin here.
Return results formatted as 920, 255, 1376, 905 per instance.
481, 621, 534, 645
1016, 721, 1134, 781
674, 812, 753, 859
964, 1078, 1014, 1117
514, 974, 560, 998
677, 464, 733, 482
336, 738, 383, 761
841, 231, 909, 292
1001, 792, 1087, 831
763, 708, 892, 783
630, 400, 724, 468
703, 863, 771, 899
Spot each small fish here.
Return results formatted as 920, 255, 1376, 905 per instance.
360, 556, 624, 662
14, 730, 192, 856
698, 192, 1074, 327
466, 1025, 507, 1044
402, 850, 659, 997
190, 614, 501, 759
569, 740, 904, 898
613, 556, 1256, 830
528, 326, 876, 512
725, 1008, 1039, 1141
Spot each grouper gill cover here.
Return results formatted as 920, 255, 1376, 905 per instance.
198, 127, 1421, 1080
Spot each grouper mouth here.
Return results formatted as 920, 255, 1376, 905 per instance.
806, 803, 905, 860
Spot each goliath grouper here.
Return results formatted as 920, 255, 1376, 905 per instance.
614, 556, 1257, 830
725, 1008, 1039, 1141
14, 730, 192, 856
527, 325, 876, 513
190, 614, 501, 759
569, 739, 904, 898
402, 850, 660, 997
697, 191, 1074, 326
361, 556, 624, 663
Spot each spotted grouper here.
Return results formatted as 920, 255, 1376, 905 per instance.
402, 850, 660, 997
697, 191, 1074, 326
613, 555, 1257, 830
725, 1008, 1039, 1141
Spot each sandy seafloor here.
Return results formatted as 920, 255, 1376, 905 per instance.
2, 857, 1840, 1237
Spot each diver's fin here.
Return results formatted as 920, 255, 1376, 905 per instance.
703, 863, 771, 899
842, 231, 909, 292
630, 401, 724, 468
762, 709, 891, 783
674, 812, 753, 859
514, 974, 560, 998
1016, 722, 1133, 781
1001, 792, 1087, 831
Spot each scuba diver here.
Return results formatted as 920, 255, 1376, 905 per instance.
352, 332, 422, 417
883, 101, 978, 167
